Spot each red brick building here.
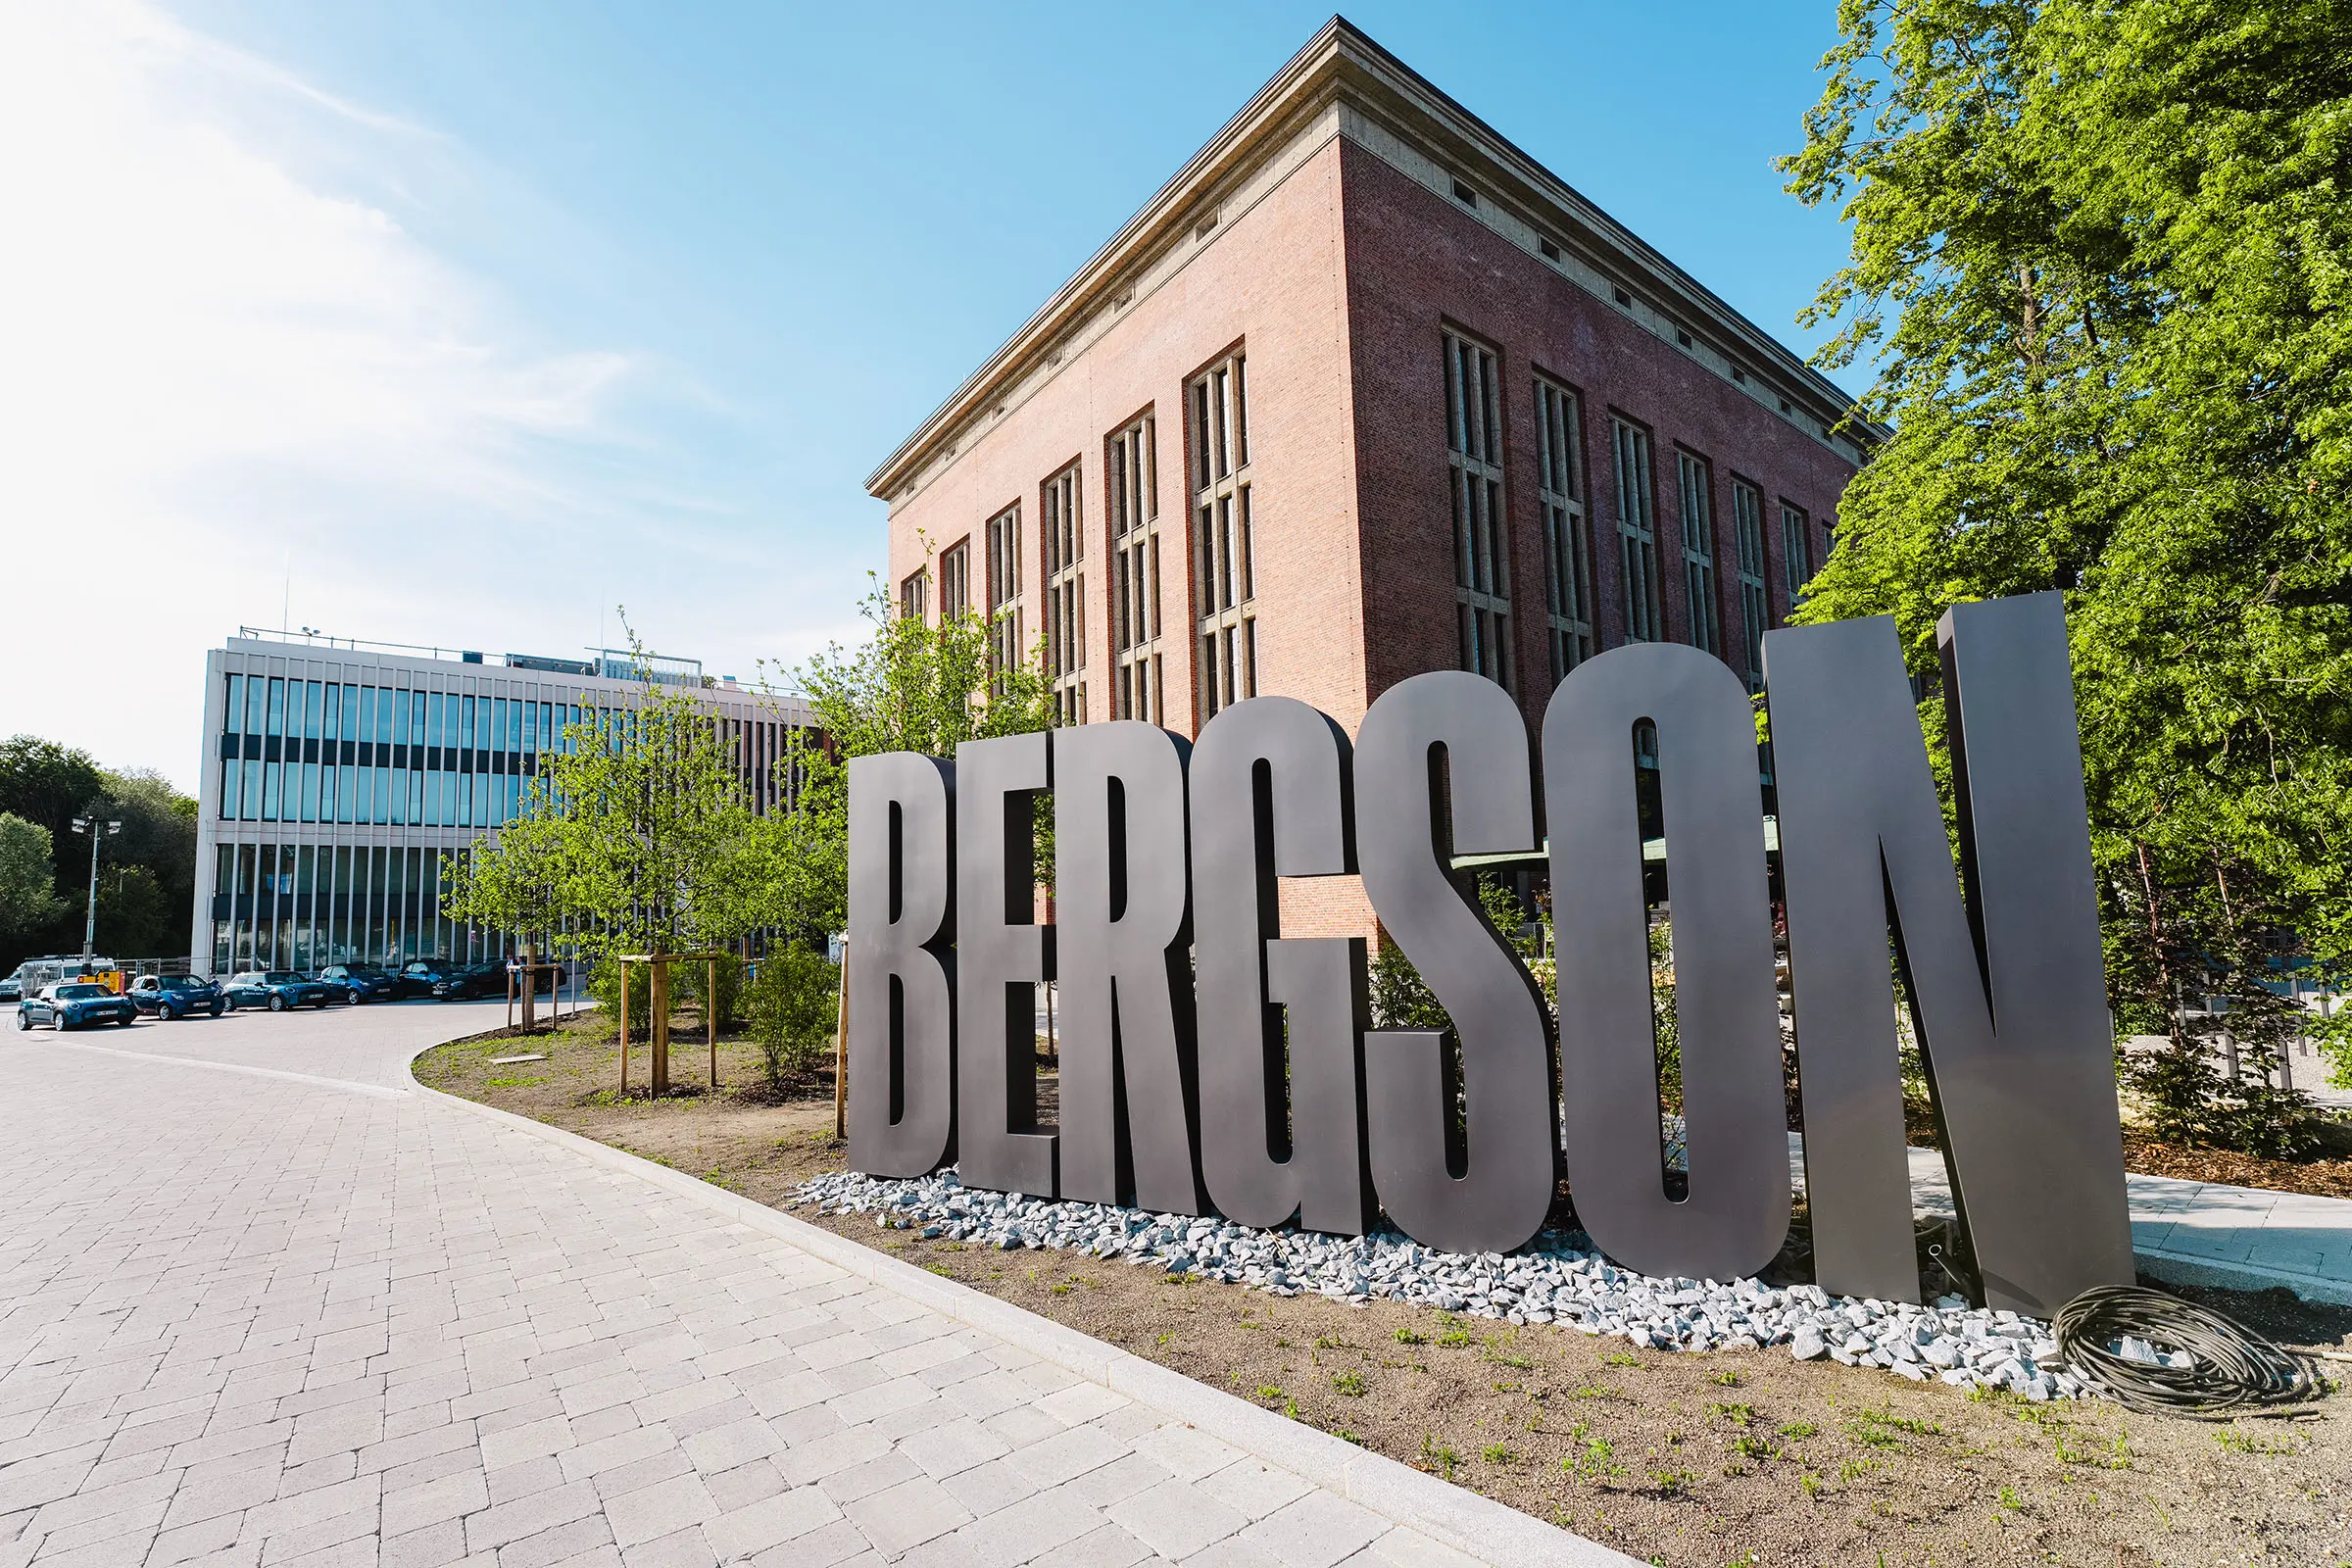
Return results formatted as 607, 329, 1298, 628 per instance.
869, 20, 1867, 936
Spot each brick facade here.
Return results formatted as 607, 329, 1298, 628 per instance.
871, 23, 1865, 942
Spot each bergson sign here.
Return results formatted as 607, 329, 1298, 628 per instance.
846, 592, 2132, 1317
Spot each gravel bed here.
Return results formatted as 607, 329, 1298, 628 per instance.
791, 1165, 2139, 1402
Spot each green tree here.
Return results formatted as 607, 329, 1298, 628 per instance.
1782, 0, 2352, 1130
444, 631, 765, 970
0, 813, 66, 941
748, 578, 1054, 945
95, 864, 172, 960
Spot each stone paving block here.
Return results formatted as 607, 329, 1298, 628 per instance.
381, 1466, 490, 1537
1199, 1461, 1314, 1524
585, 1449, 692, 1505
1179, 1538, 1286, 1568
1039, 1383, 1132, 1427
1032, 1521, 1159, 1568
1107, 1478, 1250, 1560
379, 1521, 467, 1568
494, 1514, 613, 1568
771, 1429, 892, 1489
814, 1451, 918, 1507
699, 1486, 845, 1561
251, 1501, 378, 1566
463, 1482, 604, 1556
148, 1511, 248, 1567
1007, 1423, 1132, 1490
271, 1536, 379, 1568
601, 1475, 718, 1550
1237, 1493, 1387, 1568
163, 1466, 283, 1530
557, 1428, 674, 1488
896, 1416, 1010, 1481
937, 1453, 1040, 1519
615, 1531, 716, 1568
697, 1459, 784, 1516
904, 1486, 1104, 1568
836, 1474, 972, 1558
1346, 1529, 1487, 1568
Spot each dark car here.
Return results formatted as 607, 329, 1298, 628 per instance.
318, 965, 396, 1004
430, 962, 508, 1001
394, 959, 463, 1000
18, 982, 137, 1031
0, 977, 19, 1004
222, 970, 335, 1011
128, 974, 225, 1019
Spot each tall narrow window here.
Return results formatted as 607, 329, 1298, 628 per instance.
1108, 414, 1163, 723
1534, 376, 1592, 682
986, 503, 1022, 689
900, 567, 928, 623
1676, 451, 1720, 656
1445, 330, 1511, 691
1613, 418, 1662, 643
1192, 350, 1254, 724
939, 540, 972, 620
1732, 479, 1770, 692
1781, 502, 1813, 607
1043, 466, 1085, 724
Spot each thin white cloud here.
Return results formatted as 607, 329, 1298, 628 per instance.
0, 0, 653, 789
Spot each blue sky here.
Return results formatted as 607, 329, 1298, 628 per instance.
0, 1, 1863, 791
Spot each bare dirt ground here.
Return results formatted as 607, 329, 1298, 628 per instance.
419, 1020, 2352, 1568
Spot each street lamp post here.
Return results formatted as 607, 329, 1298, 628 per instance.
70, 815, 122, 963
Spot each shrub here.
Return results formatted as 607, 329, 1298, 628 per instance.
747, 946, 839, 1089
586, 957, 651, 1041
676, 956, 746, 1032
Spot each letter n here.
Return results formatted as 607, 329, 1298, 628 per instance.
1765, 594, 2132, 1314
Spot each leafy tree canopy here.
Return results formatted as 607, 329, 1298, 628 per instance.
749, 578, 1054, 946
1782, 0, 2352, 1107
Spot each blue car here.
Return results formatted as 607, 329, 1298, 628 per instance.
222, 970, 335, 1011
18, 982, 137, 1031
127, 974, 226, 1019
318, 965, 396, 1004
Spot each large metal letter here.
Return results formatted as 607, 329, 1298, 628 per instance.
1765, 614, 1931, 1303
847, 753, 956, 1178
1546, 644, 1789, 1283
956, 732, 1055, 1198
1356, 671, 1556, 1257
1055, 721, 1203, 1213
1190, 698, 1371, 1235
1766, 595, 2130, 1314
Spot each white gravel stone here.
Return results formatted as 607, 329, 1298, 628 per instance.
790, 1166, 2099, 1401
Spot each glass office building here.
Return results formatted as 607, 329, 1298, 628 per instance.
191, 632, 815, 976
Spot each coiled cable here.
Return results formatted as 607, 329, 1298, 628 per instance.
2053, 1284, 2326, 1419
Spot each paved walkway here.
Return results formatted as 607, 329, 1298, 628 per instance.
0, 1004, 1576, 1568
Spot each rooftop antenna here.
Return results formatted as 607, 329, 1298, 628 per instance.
282, 550, 291, 634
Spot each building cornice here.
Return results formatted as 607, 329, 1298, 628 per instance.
866, 16, 1874, 505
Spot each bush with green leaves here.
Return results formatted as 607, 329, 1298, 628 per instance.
747, 946, 839, 1089
586, 957, 652, 1041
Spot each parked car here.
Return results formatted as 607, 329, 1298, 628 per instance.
0, 977, 18, 1004
128, 974, 225, 1019
394, 959, 463, 1000
222, 970, 335, 1011
18, 982, 137, 1031
430, 962, 509, 1001
318, 964, 396, 1004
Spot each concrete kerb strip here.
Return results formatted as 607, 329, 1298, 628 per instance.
403, 1038, 1638, 1568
